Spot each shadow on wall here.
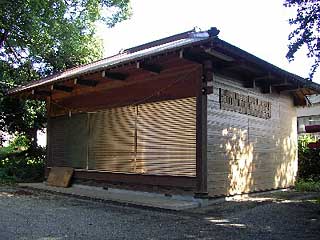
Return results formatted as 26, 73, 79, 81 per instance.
222, 127, 254, 195
222, 120, 297, 195
274, 118, 297, 189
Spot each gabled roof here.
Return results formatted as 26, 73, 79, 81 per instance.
8, 29, 212, 95
8, 27, 320, 101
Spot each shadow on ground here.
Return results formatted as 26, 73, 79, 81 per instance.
0, 186, 319, 240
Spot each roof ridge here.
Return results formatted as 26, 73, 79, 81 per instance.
124, 28, 197, 54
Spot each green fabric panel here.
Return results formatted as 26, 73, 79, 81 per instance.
65, 113, 88, 169
49, 113, 88, 169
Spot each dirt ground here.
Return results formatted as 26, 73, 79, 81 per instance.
0, 186, 319, 240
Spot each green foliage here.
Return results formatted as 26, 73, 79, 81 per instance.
9, 135, 30, 150
297, 135, 320, 181
284, 0, 320, 80
0, 145, 16, 158
0, 0, 131, 146
0, 147, 45, 183
0, 134, 46, 183
295, 179, 320, 192
0, 168, 16, 184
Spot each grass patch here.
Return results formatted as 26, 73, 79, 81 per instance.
295, 179, 320, 192
0, 146, 20, 158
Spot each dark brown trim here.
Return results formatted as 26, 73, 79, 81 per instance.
195, 61, 210, 197
138, 62, 162, 74
76, 78, 99, 87
71, 170, 196, 189
45, 97, 51, 176
53, 84, 73, 92
102, 71, 128, 81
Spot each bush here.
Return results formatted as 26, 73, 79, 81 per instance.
295, 179, 320, 192
297, 135, 320, 181
9, 134, 30, 150
0, 168, 17, 184
0, 135, 45, 183
0, 149, 45, 182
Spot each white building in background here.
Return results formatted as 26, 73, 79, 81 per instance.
297, 95, 320, 136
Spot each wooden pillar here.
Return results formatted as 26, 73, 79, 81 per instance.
45, 96, 51, 178
195, 60, 212, 197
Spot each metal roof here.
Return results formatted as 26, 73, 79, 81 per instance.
8, 31, 212, 94
8, 27, 320, 95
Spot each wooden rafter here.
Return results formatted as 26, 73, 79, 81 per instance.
52, 84, 73, 92
75, 78, 99, 87
102, 71, 127, 80
137, 61, 162, 74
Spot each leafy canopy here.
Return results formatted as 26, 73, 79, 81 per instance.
284, 0, 320, 80
0, 0, 131, 146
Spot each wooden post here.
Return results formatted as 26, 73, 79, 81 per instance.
45, 96, 51, 179
195, 60, 212, 197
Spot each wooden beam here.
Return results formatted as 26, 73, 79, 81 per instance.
222, 61, 259, 73
102, 71, 127, 80
52, 84, 73, 92
137, 62, 162, 74
204, 48, 234, 62
75, 78, 99, 87
181, 51, 203, 64
279, 86, 303, 93
253, 74, 275, 82
34, 90, 51, 96
271, 78, 291, 87
243, 79, 256, 88
195, 60, 210, 198
261, 84, 272, 94
69, 169, 196, 189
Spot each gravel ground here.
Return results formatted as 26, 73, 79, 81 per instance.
0, 186, 319, 240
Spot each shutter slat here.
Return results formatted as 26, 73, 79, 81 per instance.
136, 97, 196, 176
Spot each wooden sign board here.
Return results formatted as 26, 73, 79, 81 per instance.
220, 88, 271, 119
47, 167, 74, 187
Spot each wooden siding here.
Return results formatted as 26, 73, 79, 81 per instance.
207, 76, 298, 196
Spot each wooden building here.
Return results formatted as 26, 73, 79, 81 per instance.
9, 28, 320, 197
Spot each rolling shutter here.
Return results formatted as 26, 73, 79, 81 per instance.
49, 98, 196, 177
88, 106, 136, 172
136, 97, 196, 176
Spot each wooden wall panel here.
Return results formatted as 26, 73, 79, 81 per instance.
207, 76, 297, 196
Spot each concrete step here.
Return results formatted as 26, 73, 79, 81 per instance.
19, 182, 200, 210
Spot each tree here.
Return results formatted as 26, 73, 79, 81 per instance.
284, 0, 320, 80
0, 0, 131, 148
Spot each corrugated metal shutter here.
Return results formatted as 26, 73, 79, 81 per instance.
136, 97, 196, 176
88, 106, 136, 172
49, 113, 88, 169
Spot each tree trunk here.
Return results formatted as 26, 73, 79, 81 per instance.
27, 128, 38, 150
